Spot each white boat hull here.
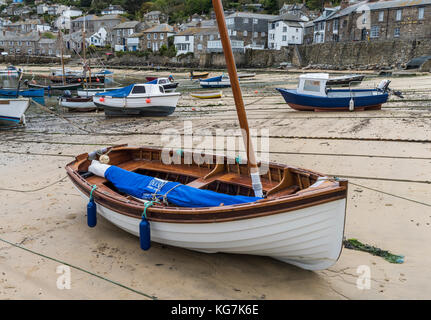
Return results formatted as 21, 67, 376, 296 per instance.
200, 80, 231, 88
76, 187, 346, 270
93, 93, 180, 116
59, 98, 95, 110
0, 98, 30, 125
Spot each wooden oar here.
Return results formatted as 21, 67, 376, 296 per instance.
212, 0, 263, 197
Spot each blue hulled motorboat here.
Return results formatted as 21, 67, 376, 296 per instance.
276, 73, 395, 112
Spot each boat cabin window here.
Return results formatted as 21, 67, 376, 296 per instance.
159, 86, 165, 93
132, 86, 146, 94
303, 80, 321, 93
158, 79, 167, 84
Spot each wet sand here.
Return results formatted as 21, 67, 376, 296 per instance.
0, 68, 430, 299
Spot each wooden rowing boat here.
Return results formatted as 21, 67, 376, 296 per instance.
190, 90, 223, 99
190, 71, 210, 80
65, 0, 348, 270
66, 146, 347, 270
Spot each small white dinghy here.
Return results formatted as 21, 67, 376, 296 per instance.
0, 98, 30, 125
93, 83, 181, 116
59, 96, 96, 112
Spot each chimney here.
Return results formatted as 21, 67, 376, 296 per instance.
340, 0, 349, 10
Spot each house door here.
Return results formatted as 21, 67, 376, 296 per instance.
361, 28, 367, 41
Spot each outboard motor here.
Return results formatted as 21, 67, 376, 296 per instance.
377, 79, 391, 92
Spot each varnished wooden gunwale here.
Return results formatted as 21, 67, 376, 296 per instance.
66, 146, 347, 224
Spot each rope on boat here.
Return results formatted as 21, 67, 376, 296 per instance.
0, 236, 157, 299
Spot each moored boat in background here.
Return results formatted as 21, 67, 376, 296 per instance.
200, 75, 231, 88
0, 88, 44, 98
146, 76, 179, 92
190, 90, 223, 99
93, 83, 181, 116
0, 98, 30, 125
59, 95, 96, 112
190, 71, 210, 80
327, 74, 365, 87
276, 73, 393, 112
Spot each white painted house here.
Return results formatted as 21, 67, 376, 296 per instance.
313, 7, 339, 44
55, 7, 83, 30
268, 14, 304, 50
174, 29, 195, 55
87, 27, 107, 47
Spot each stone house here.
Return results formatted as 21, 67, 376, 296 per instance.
143, 11, 166, 24
38, 37, 61, 56
303, 21, 315, 44
312, 6, 340, 43
139, 24, 175, 52
70, 15, 125, 35
325, 0, 431, 42
174, 27, 220, 56
225, 12, 277, 48
109, 21, 147, 51
0, 31, 39, 55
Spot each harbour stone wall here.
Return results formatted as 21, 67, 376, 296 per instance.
296, 39, 431, 70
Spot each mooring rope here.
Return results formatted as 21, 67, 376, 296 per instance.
0, 236, 157, 299
0, 176, 68, 193
31, 99, 94, 134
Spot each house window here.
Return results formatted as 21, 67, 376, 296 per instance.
261, 32, 265, 37
394, 27, 400, 37
233, 30, 237, 36
197, 44, 202, 50
209, 35, 214, 40
253, 32, 258, 38
185, 35, 189, 41
271, 23, 275, 29
378, 11, 384, 22
243, 18, 249, 23
282, 35, 287, 41
200, 35, 203, 41
147, 34, 151, 40
227, 18, 234, 25
18, 41, 22, 46
253, 18, 258, 24
370, 25, 379, 38
333, 20, 339, 30
243, 30, 247, 36
283, 26, 287, 32
418, 7, 425, 20
154, 33, 157, 40
147, 42, 151, 48
396, 9, 402, 21
160, 33, 164, 39
28, 49, 32, 54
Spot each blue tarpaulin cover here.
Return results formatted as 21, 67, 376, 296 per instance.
201, 76, 222, 83
104, 166, 261, 208
95, 85, 134, 98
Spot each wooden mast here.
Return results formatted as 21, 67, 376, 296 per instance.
212, 0, 263, 197
59, 29, 66, 85
82, 14, 91, 87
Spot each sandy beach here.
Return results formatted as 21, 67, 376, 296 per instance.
0, 67, 430, 299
